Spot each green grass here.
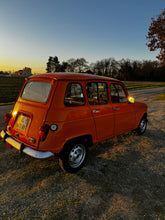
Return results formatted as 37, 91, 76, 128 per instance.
0, 76, 25, 104
0, 76, 165, 104
156, 93, 165, 100
123, 81, 165, 91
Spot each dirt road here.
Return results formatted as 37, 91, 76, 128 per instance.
0, 87, 165, 219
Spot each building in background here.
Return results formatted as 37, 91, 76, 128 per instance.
14, 67, 32, 77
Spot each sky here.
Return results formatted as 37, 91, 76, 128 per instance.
0, 0, 165, 74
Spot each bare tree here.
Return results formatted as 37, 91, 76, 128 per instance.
46, 56, 165, 81
91, 58, 118, 77
107, 58, 119, 78
65, 59, 77, 72
74, 58, 88, 72
118, 59, 133, 80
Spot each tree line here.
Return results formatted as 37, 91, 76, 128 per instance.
0, 71, 11, 75
46, 56, 165, 81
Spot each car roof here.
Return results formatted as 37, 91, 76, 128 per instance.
29, 72, 120, 82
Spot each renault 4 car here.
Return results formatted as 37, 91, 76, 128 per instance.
0, 73, 147, 172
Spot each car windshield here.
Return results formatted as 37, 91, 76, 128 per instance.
21, 81, 52, 103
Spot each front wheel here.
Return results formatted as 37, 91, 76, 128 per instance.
137, 117, 147, 135
59, 142, 87, 173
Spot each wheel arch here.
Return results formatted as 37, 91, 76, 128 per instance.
137, 112, 148, 126
59, 134, 93, 157
143, 112, 147, 119
136, 112, 148, 135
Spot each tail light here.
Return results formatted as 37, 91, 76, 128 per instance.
6, 143, 12, 148
5, 113, 12, 125
39, 124, 50, 141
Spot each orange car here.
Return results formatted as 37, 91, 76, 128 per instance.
0, 73, 147, 172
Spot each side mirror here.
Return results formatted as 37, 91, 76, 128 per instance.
128, 96, 135, 104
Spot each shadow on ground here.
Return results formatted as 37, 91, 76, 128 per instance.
0, 101, 165, 219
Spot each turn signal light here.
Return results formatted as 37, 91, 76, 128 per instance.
39, 124, 50, 141
128, 96, 135, 104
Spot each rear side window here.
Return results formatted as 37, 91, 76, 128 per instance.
110, 83, 127, 103
86, 82, 108, 105
64, 83, 85, 107
21, 81, 52, 103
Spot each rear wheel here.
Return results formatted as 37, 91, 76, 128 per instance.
59, 141, 87, 173
137, 117, 147, 135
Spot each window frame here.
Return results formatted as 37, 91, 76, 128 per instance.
64, 82, 86, 107
86, 81, 109, 105
20, 80, 52, 103
110, 83, 128, 104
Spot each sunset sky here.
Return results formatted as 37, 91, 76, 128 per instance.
0, 0, 164, 74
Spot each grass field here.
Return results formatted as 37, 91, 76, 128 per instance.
0, 76, 165, 104
123, 81, 165, 90
0, 98, 165, 219
0, 76, 25, 104
156, 93, 165, 100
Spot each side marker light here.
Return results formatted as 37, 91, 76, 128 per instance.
50, 124, 58, 131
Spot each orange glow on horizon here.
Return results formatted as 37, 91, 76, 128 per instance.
0, 55, 46, 74
0, 63, 46, 74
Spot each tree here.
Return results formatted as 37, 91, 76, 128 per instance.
52, 56, 61, 72
46, 56, 61, 72
106, 58, 119, 78
65, 59, 77, 72
64, 58, 88, 72
74, 58, 88, 72
146, 9, 165, 66
119, 59, 132, 81
46, 56, 53, 72
45, 56, 165, 81
93, 60, 104, 75
60, 61, 68, 72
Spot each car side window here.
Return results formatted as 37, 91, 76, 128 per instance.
64, 83, 85, 107
110, 83, 127, 103
86, 82, 108, 105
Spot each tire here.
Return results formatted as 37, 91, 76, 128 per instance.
137, 117, 147, 135
59, 141, 87, 173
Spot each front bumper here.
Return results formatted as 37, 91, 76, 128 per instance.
0, 130, 54, 159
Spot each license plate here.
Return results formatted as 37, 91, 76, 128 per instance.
16, 115, 30, 131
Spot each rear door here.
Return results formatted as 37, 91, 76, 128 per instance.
110, 83, 135, 135
8, 78, 55, 148
86, 82, 114, 140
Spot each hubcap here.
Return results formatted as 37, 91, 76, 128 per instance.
140, 119, 146, 133
69, 144, 86, 168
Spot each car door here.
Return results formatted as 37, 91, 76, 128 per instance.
86, 82, 114, 140
110, 83, 135, 136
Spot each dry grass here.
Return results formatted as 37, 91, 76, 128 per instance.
156, 93, 165, 100
0, 96, 165, 219
124, 81, 165, 90
0, 76, 25, 104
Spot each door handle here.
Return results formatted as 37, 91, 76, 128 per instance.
114, 107, 119, 111
93, 110, 100, 113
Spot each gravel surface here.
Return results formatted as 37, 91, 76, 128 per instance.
0, 88, 165, 219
